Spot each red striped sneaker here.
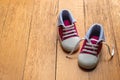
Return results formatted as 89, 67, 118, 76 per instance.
58, 10, 80, 52
78, 24, 114, 69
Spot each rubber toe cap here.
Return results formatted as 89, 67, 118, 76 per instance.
62, 37, 80, 52
78, 54, 98, 69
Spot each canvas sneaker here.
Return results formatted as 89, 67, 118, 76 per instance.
78, 23, 114, 69
58, 10, 80, 53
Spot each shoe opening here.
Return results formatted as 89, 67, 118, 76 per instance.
62, 10, 72, 25
89, 24, 101, 38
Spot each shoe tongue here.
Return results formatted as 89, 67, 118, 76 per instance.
90, 36, 99, 44
64, 20, 71, 26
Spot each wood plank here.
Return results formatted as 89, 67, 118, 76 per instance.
108, 0, 120, 65
0, 0, 34, 79
0, 0, 10, 79
56, 0, 89, 80
23, 0, 58, 80
84, 0, 120, 80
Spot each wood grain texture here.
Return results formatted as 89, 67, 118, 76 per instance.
0, 0, 34, 80
0, 0, 120, 80
23, 0, 58, 80
56, 0, 89, 80
0, 0, 9, 36
109, 0, 120, 65
84, 0, 120, 80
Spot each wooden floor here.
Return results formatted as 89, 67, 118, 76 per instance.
0, 0, 120, 80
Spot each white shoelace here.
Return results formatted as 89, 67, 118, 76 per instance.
62, 24, 77, 39
82, 42, 98, 55
66, 38, 115, 59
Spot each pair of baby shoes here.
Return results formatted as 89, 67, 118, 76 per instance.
57, 10, 114, 69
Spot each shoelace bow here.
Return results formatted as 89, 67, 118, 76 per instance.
66, 38, 115, 59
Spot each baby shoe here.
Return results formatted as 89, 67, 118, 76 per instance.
78, 23, 114, 69
58, 10, 80, 53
